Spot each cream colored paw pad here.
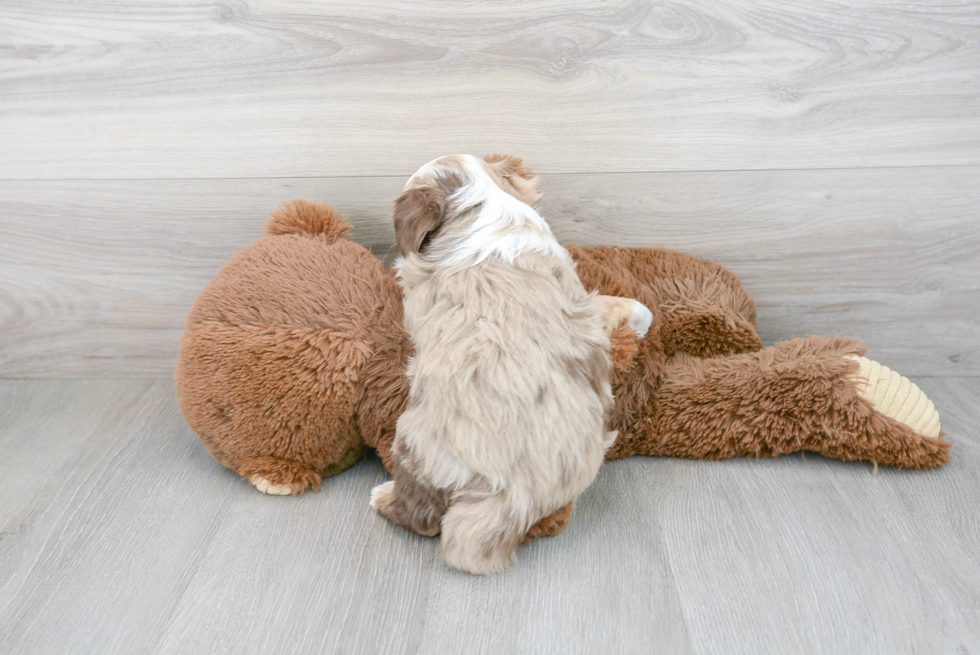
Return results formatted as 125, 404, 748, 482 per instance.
249, 475, 294, 495
845, 355, 941, 438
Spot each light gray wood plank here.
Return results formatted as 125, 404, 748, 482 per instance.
645, 377, 980, 655
413, 461, 694, 654
0, 378, 977, 654
547, 167, 980, 377
864, 377, 980, 646
0, 380, 237, 653
2, 167, 977, 378
1, 0, 978, 178
0, 380, 143, 526
0, 176, 403, 378
0, 380, 692, 655
149, 461, 438, 655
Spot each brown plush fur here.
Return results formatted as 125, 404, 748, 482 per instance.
175, 201, 411, 494
175, 193, 950, 532
633, 337, 951, 468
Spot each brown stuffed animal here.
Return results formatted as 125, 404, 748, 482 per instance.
175, 164, 950, 535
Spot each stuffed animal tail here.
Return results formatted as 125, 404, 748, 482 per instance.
265, 199, 352, 243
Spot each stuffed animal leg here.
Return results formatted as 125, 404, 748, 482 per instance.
606, 336, 949, 468
572, 246, 950, 470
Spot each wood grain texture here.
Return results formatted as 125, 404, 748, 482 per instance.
546, 167, 980, 377
0, 380, 143, 526
0, 378, 977, 654
1, 0, 978, 178
645, 376, 980, 654
2, 167, 977, 378
1, 0, 975, 650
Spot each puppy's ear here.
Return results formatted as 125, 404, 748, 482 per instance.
393, 186, 446, 257
483, 154, 535, 181
483, 154, 542, 207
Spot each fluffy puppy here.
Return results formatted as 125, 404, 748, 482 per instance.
371, 154, 651, 574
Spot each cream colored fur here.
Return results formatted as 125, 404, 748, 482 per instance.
845, 355, 942, 438
375, 155, 616, 575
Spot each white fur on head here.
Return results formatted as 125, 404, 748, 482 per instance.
406, 154, 569, 267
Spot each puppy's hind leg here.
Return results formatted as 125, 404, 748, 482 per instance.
440, 492, 527, 575
370, 460, 448, 538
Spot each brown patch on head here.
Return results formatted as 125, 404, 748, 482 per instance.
392, 170, 464, 257
393, 186, 446, 257
394, 160, 470, 257
484, 154, 535, 180
483, 153, 542, 208
395, 155, 542, 252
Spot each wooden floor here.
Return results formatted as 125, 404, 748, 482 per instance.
2, 1, 979, 652
0, 377, 978, 654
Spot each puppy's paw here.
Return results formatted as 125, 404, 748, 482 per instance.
370, 481, 396, 512
598, 295, 652, 337
627, 300, 653, 338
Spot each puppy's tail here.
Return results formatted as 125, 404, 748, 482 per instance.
440, 492, 529, 576
266, 199, 352, 243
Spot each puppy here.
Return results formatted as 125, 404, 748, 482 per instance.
371, 154, 652, 574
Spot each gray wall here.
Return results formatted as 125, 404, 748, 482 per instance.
2, 0, 977, 377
